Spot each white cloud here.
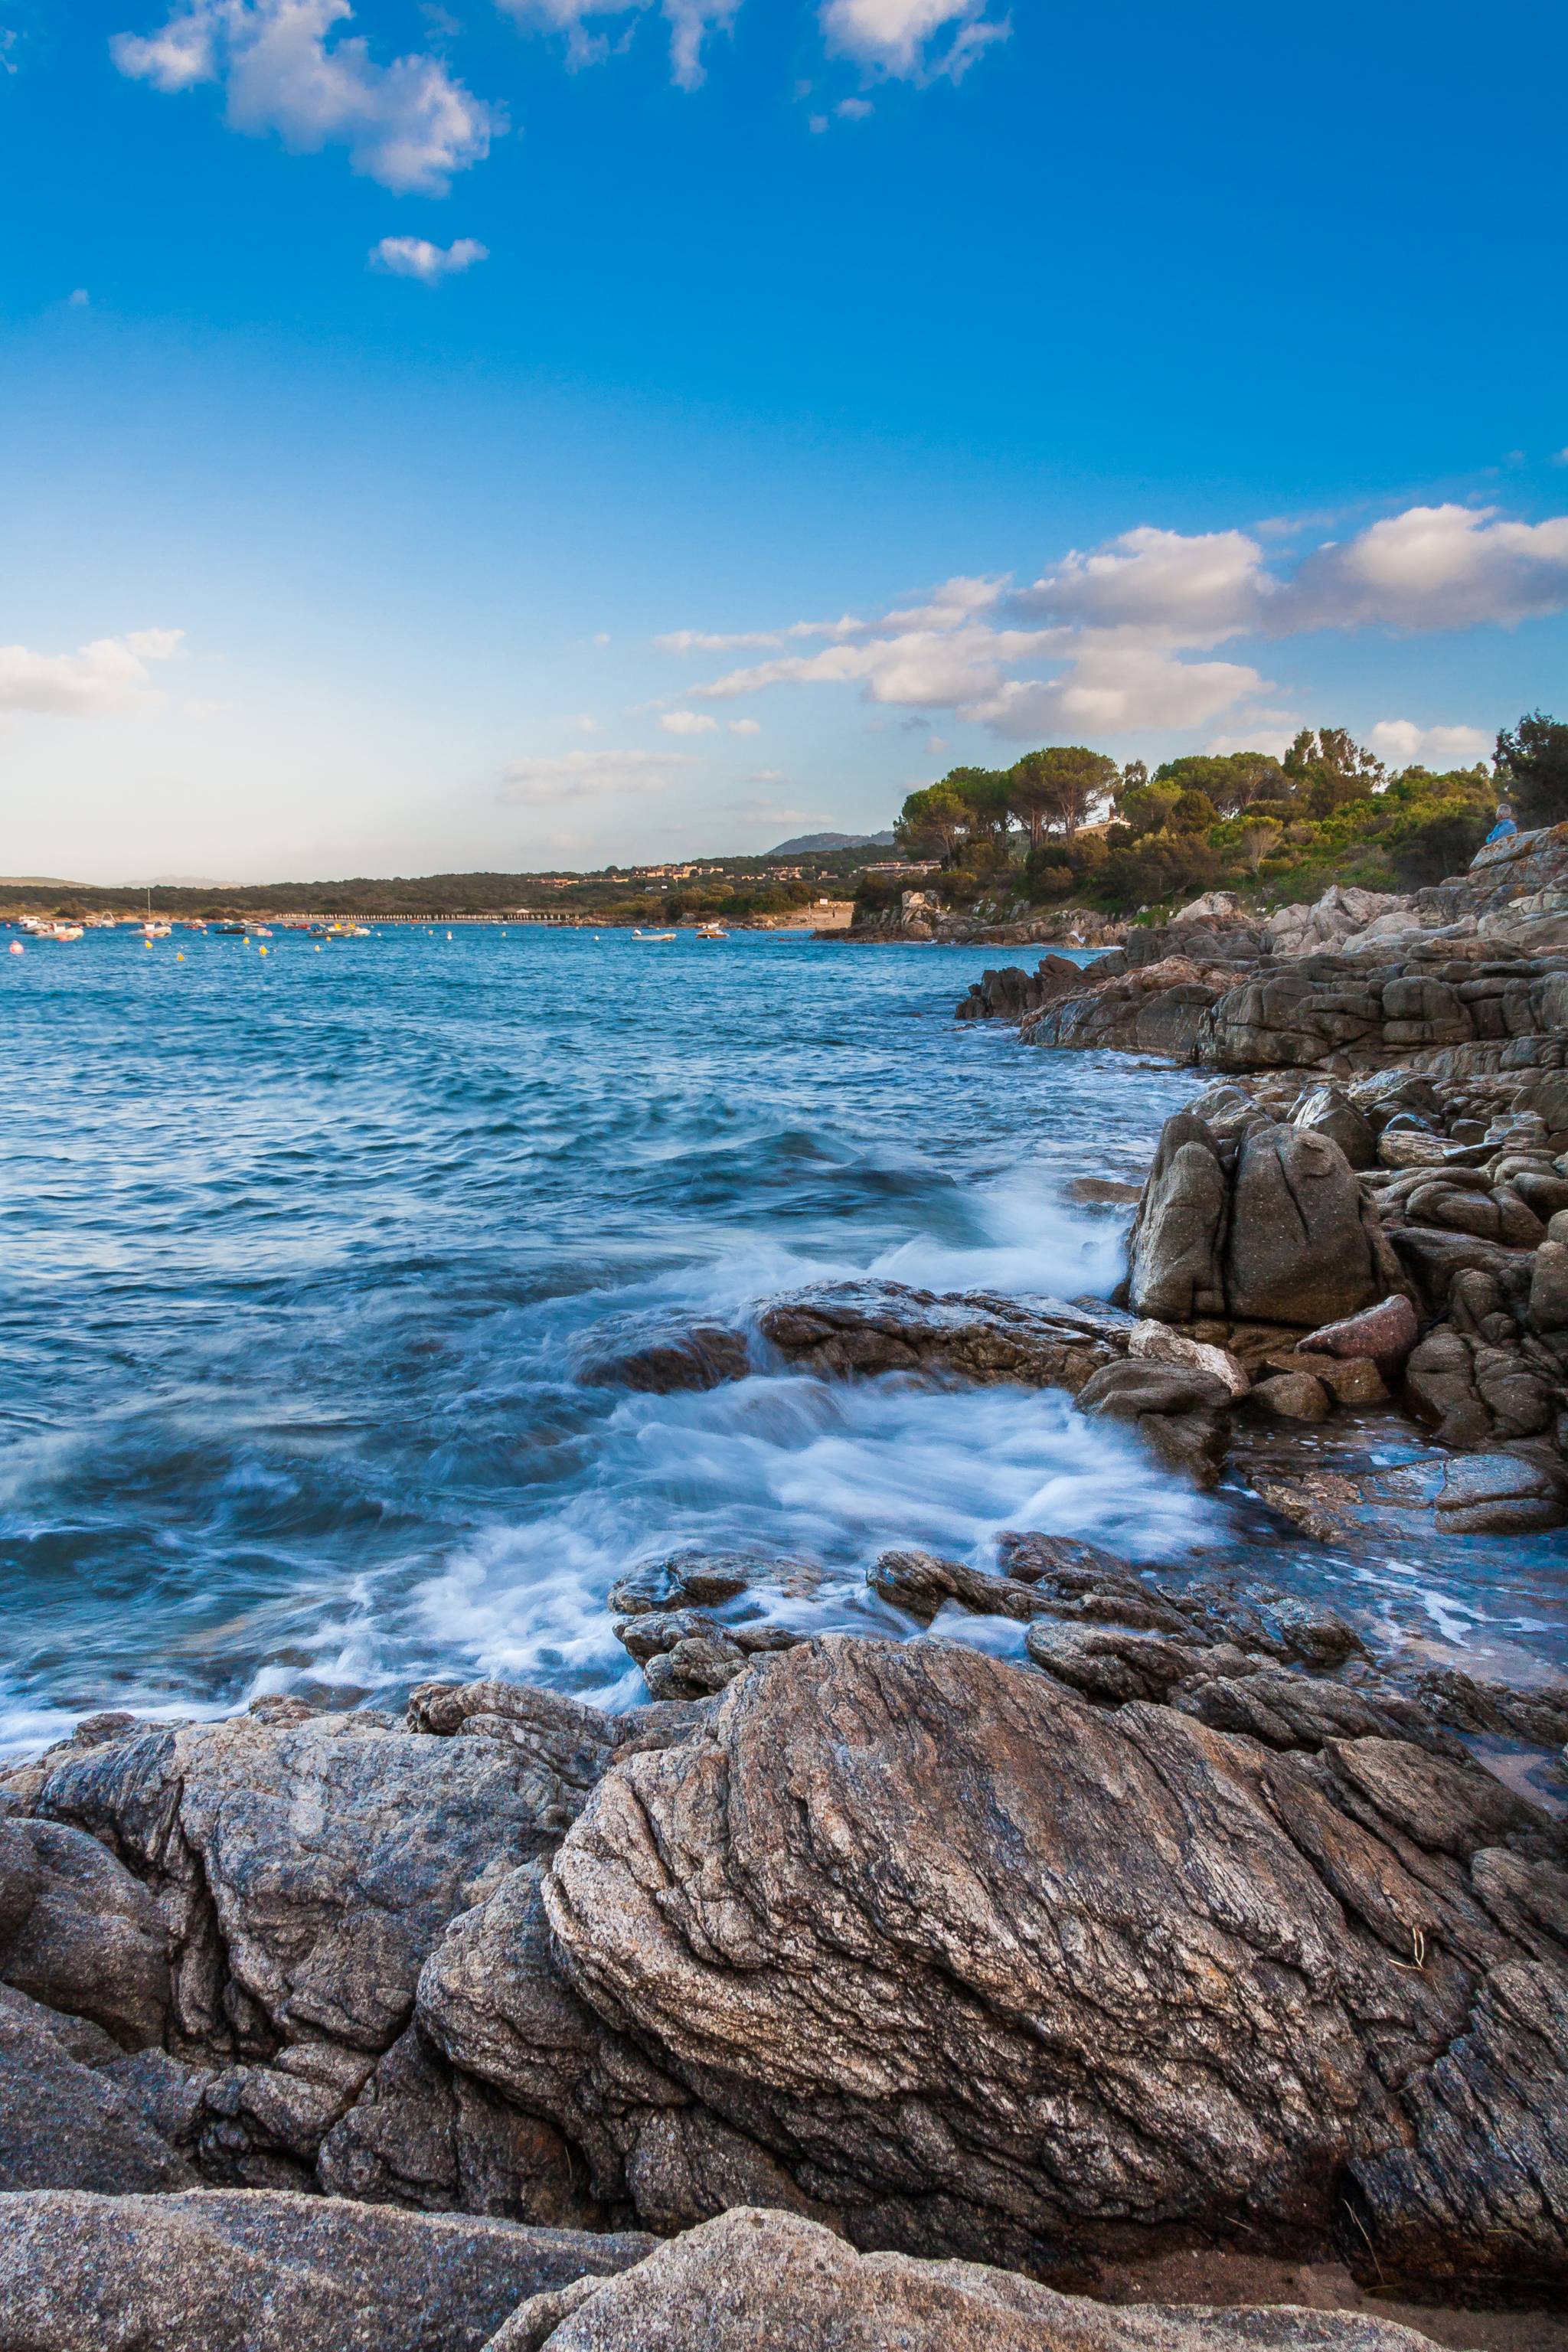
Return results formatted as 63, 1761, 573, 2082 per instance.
659, 709, 718, 734
1367, 719, 1492, 769
659, 498, 1568, 751
819, 0, 1008, 79
495, 0, 736, 87
498, 747, 691, 804
1280, 505, 1568, 632
967, 649, 1266, 740
0, 629, 183, 717
371, 234, 487, 282
727, 717, 761, 735
111, 0, 497, 194
1014, 528, 1269, 642
68, 288, 90, 307
837, 94, 872, 116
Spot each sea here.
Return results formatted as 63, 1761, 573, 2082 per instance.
4, 921, 1566, 1760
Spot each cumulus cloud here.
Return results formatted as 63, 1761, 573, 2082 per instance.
1367, 719, 1492, 769
496, 0, 736, 87
1279, 505, 1568, 632
727, 717, 761, 734
659, 710, 718, 733
819, 0, 1008, 80
0, 629, 183, 717
498, 747, 691, 804
371, 234, 487, 281
655, 498, 1568, 747
967, 650, 1268, 740
1013, 528, 1269, 642
111, 0, 497, 194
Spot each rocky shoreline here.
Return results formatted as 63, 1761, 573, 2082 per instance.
5, 828, 1568, 2349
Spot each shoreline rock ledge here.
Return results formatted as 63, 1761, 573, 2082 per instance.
7, 1631, 1568, 2342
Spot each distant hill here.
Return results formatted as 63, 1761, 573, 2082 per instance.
766, 831, 896, 855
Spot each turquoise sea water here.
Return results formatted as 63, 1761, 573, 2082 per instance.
2, 923, 1564, 1755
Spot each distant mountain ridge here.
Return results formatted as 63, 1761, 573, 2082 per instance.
766, 831, 897, 855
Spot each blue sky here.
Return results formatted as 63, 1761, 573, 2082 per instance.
3, 0, 1566, 882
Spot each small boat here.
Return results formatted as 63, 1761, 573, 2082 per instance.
248, 926, 274, 939
694, 923, 728, 940
632, 928, 677, 941
213, 921, 246, 936
142, 923, 172, 939
49, 923, 84, 942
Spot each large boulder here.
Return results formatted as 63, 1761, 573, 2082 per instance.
1223, 1123, 1386, 1325
0, 2187, 652, 2352
425, 1637, 1568, 2292
483, 2206, 1446, 2352
1129, 1114, 1392, 1329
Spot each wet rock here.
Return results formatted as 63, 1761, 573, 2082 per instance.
605, 1550, 816, 1617
870, 1549, 1051, 1625
1250, 1370, 1331, 1421
0, 1812, 168, 2051
481, 2205, 1448, 2352
0, 2187, 654, 2352
997, 1530, 1153, 1586
0, 1984, 197, 2193
756, 1279, 1125, 1391
612, 1611, 802, 1668
1126, 1317, 1250, 1398
505, 1635, 1568, 2287
954, 953, 1086, 1023
1260, 1452, 1566, 1540
1390, 1227, 1537, 1315
1173, 1669, 1449, 1755
1427, 1449, 1567, 1534
1022, 1620, 1206, 1702
1073, 1357, 1233, 1485
1302, 1295, 1419, 1377
573, 1317, 750, 1396
1021, 956, 1230, 1059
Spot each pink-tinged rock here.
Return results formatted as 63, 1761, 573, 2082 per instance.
1301, 1294, 1419, 1375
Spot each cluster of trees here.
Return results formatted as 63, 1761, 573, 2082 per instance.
884, 711, 1568, 918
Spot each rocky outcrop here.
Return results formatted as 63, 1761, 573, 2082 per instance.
756, 1279, 1128, 1392
413, 1635, 1568, 2293
1072, 1357, 1234, 1485
1021, 957, 1235, 1060
572, 1316, 750, 1395
1128, 1114, 1394, 1331
482, 2207, 1448, 2352
956, 954, 1089, 1023
0, 2187, 652, 2352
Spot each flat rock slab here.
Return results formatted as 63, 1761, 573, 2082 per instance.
485, 2206, 1448, 2352
0, 2187, 653, 2352
1253, 1451, 1567, 1540
757, 1280, 1128, 1391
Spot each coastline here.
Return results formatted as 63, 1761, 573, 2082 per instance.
5, 848, 1568, 2348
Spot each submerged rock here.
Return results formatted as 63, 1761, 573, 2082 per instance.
573, 1316, 750, 1396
